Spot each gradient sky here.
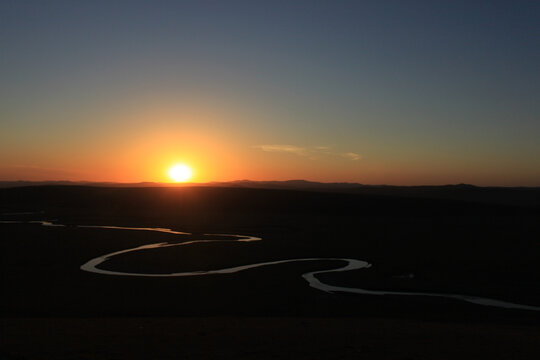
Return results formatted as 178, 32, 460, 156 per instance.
1, 0, 539, 185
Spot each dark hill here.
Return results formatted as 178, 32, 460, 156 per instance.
1, 185, 536, 221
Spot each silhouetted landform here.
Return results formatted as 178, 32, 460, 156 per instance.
2, 180, 539, 208
213, 180, 540, 208
1, 185, 539, 221
1, 185, 539, 359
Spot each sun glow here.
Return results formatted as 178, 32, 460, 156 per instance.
168, 164, 193, 182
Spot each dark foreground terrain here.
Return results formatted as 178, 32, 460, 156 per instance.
1, 185, 539, 359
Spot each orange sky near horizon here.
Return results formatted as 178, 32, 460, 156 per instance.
1, 97, 538, 186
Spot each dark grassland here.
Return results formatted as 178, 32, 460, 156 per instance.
1, 185, 539, 359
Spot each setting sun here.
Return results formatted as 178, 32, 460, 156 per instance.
168, 164, 193, 182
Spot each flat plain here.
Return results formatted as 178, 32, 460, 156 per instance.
1, 185, 539, 359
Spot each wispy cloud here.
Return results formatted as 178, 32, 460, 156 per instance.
342, 152, 361, 161
254, 144, 307, 156
255, 144, 361, 161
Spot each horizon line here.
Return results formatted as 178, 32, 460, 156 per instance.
1, 179, 539, 189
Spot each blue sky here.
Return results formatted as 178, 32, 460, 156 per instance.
1, 0, 539, 184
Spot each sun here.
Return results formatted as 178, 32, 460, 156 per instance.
168, 164, 193, 182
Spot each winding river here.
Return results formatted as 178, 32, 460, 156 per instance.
2, 219, 539, 311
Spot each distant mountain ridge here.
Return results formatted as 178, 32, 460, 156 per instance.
1, 180, 538, 208
0, 179, 530, 190
208, 179, 480, 190
0, 179, 486, 190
